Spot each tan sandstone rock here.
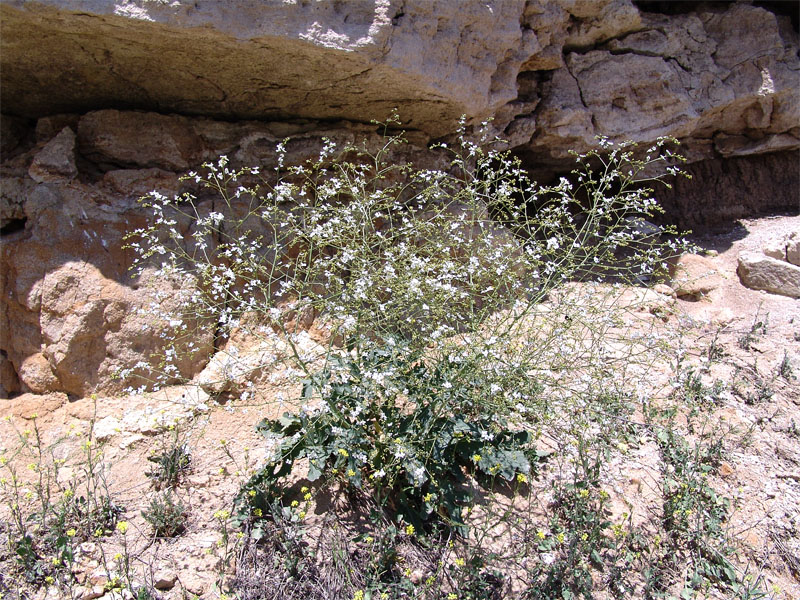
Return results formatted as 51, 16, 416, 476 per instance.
669, 254, 726, 299
737, 251, 800, 298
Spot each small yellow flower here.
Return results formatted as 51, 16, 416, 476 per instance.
27, 463, 37, 471
365, 535, 374, 544
448, 594, 458, 600
44, 576, 54, 584
516, 473, 527, 484
578, 489, 589, 499
353, 591, 364, 600
454, 558, 465, 567
63, 489, 74, 499
219, 439, 227, 446
94, 528, 103, 538
113, 553, 123, 561
291, 500, 299, 507
536, 529, 546, 540
471, 454, 481, 463
236, 531, 244, 539
213, 509, 230, 520
300, 486, 309, 493
253, 508, 263, 517
298, 511, 306, 519
405, 524, 415, 536
303, 493, 312, 501
248, 490, 256, 497
51, 557, 61, 566
347, 469, 356, 477
66, 528, 77, 537
116, 521, 129, 534
557, 532, 565, 544
423, 493, 434, 502
338, 448, 349, 458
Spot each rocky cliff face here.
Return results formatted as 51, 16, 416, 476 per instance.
1, 0, 798, 397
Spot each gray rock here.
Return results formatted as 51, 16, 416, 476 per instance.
28, 127, 78, 183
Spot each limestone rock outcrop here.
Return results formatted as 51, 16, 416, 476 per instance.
1, 0, 798, 164
1, 0, 798, 398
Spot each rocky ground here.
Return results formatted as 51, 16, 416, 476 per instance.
1, 215, 798, 600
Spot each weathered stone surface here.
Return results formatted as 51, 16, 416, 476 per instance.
153, 570, 178, 591
0, 180, 214, 397
521, 2, 799, 166
764, 238, 788, 261
787, 232, 800, 266
28, 126, 78, 183
0, 0, 799, 398
669, 254, 726, 299
0, 0, 533, 138
1, 1, 797, 166
737, 251, 800, 298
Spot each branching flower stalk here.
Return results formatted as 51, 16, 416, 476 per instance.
128, 117, 692, 536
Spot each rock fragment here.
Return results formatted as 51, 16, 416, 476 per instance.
669, 254, 725, 299
737, 251, 800, 298
28, 127, 78, 183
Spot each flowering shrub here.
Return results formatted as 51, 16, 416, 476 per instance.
129, 116, 692, 538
